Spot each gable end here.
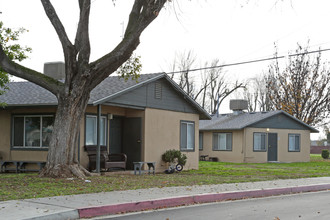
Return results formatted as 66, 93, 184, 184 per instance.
249, 113, 310, 130
105, 78, 198, 114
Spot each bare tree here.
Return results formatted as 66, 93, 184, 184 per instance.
206, 60, 245, 114
209, 80, 245, 114
0, 0, 167, 178
170, 50, 212, 103
195, 62, 211, 109
208, 62, 224, 113
267, 44, 330, 126
244, 74, 273, 112
176, 50, 197, 98
170, 56, 245, 114
243, 87, 258, 112
190, 60, 221, 109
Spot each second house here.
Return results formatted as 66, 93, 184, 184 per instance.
199, 100, 318, 163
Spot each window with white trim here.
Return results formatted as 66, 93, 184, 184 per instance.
199, 132, 203, 150
253, 132, 267, 151
180, 121, 195, 151
85, 115, 107, 146
12, 115, 54, 148
288, 134, 300, 152
213, 133, 232, 151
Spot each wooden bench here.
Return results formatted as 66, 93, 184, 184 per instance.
19, 161, 46, 172
84, 146, 127, 171
200, 155, 209, 161
133, 162, 156, 175
0, 161, 20, 173
0, 160, 46, 173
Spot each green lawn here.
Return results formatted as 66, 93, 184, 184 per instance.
1, 154, 329, 201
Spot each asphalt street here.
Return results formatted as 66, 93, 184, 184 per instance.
97, 191, 330, 220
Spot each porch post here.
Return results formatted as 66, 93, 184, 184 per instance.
96, 104, 101, 173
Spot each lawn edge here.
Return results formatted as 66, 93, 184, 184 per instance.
78, 183, 330, 218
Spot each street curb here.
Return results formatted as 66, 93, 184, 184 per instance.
78, 183, 330, 218
25, 210, 79, 220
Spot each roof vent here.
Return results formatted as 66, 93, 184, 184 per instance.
230, 99, 248, 115
155, 82, 162, 99
44, 62, 65, 80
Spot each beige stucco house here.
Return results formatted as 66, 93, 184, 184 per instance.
199, 100, 318, 163
0, 64, 210, 172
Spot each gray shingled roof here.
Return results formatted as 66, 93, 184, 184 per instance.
0, 73, 211, 119
0, 81, 57, 106
200, 110, 318, 132
0, 73, 162, 106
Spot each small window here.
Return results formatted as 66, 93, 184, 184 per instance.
213, 133, 232, 151
288, 134, 300, 152
12, 115, 54, 148
199, 132, 203, 150
85, 115, 107, 146
253, 132, 267, 151
180, 121, 195, 151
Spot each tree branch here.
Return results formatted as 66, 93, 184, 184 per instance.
88, 0, 166, 89
0, 45, 63, 95
75, 0, 91, 70
219, 82, 246, 106
194, 79, 210, 101
41, 0, 75, 66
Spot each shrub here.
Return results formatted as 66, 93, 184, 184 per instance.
321, 149, 329, 159
177, 153, 187, 165
161, 149, 176, 163
161, 149, 187, 165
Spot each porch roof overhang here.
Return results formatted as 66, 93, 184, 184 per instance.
88, 102, 145, 110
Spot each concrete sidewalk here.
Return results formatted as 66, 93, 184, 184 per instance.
1, 177, 330, 220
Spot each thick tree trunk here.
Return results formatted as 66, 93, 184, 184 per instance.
40, 88, 91, 178
2, 0, 168, 178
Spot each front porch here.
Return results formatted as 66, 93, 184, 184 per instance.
81, 104, 146, 172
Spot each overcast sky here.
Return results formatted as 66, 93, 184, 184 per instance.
2, 0, 330, 138
2, 1, 330, 74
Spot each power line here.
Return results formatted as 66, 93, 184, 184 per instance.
166, 48, 330, 75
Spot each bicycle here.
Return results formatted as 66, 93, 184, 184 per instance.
165, 163, 184, 174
